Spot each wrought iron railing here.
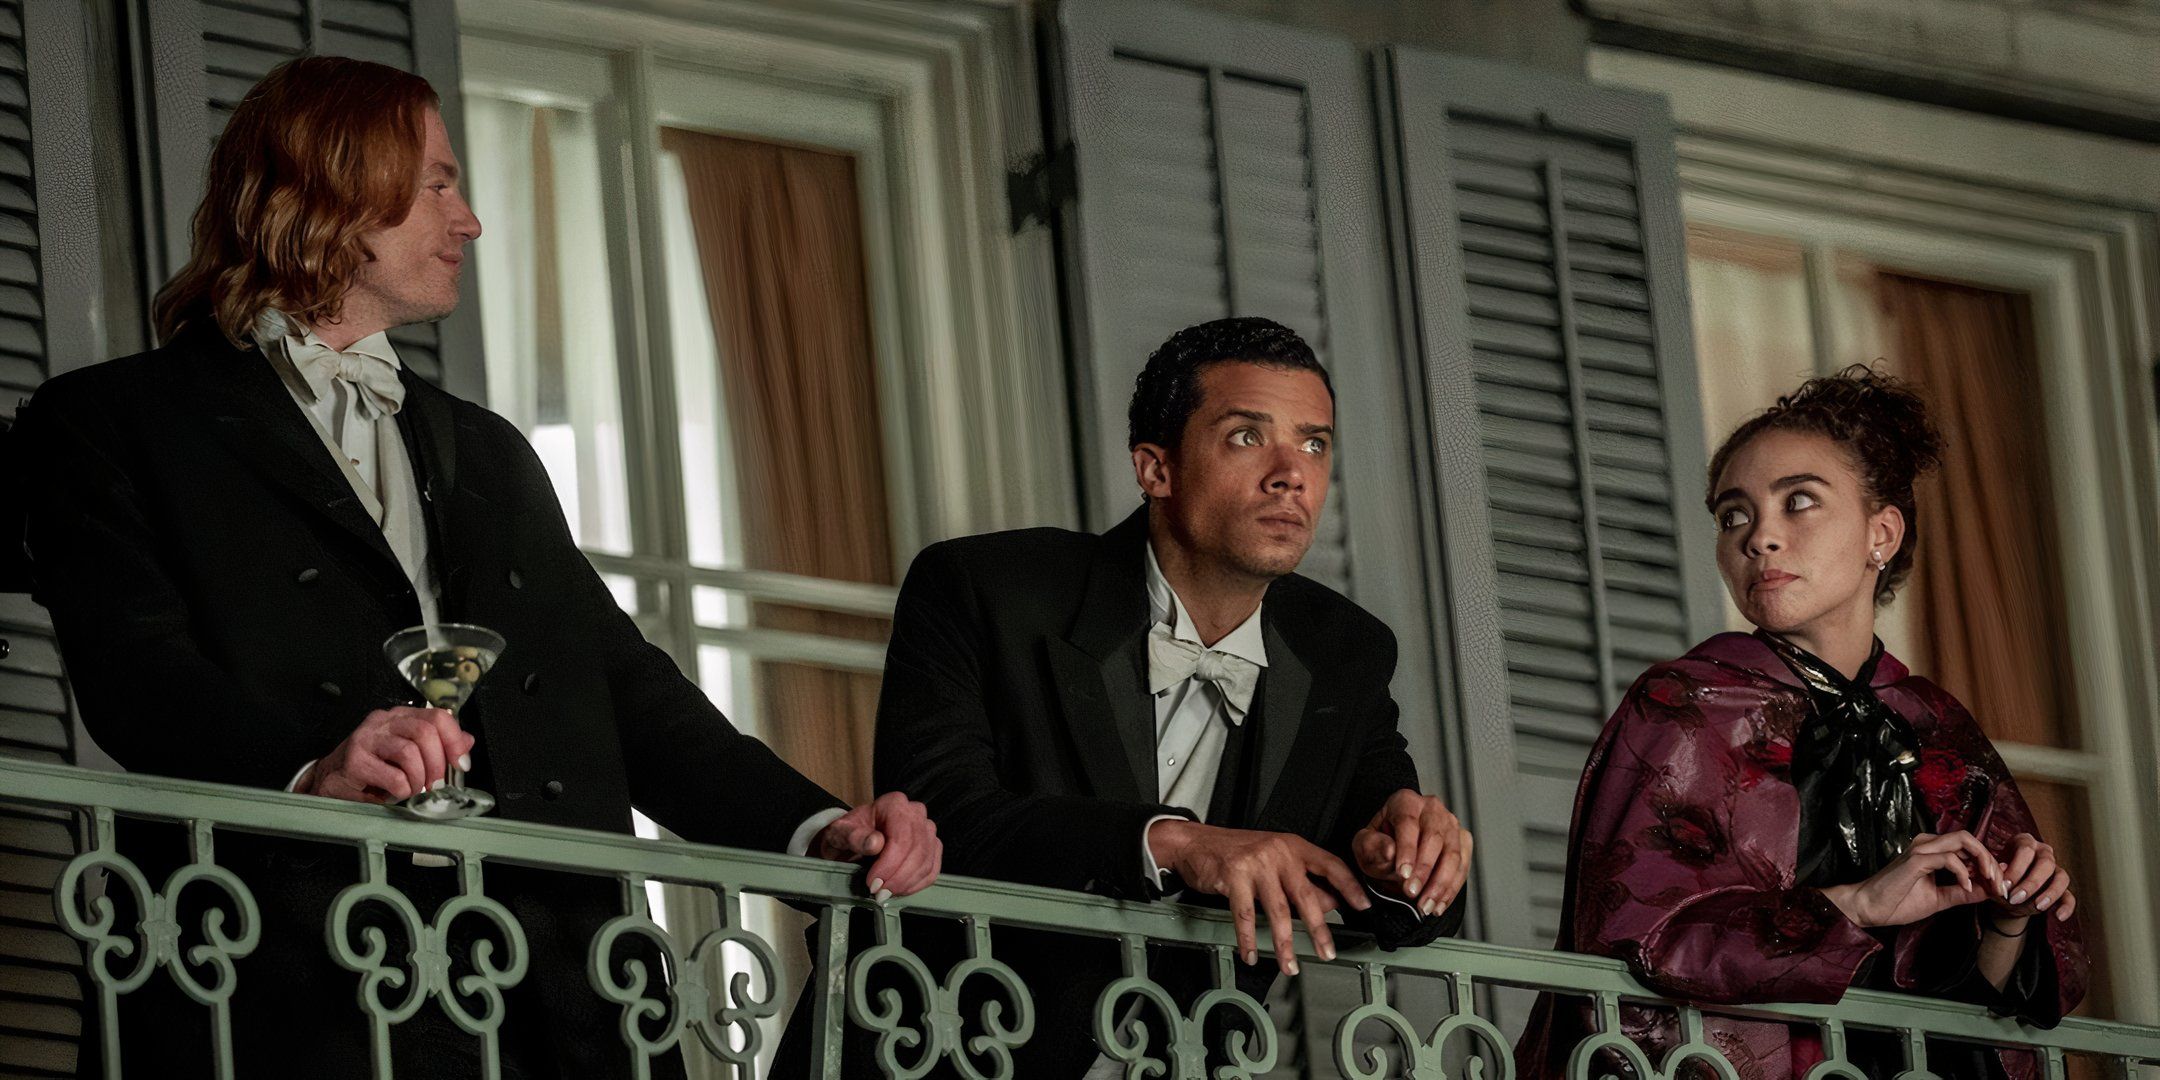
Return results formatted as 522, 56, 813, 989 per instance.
5, 756, 2157, 1079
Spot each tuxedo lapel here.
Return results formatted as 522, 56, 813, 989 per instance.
1049, 508, 1157, 804
192, 329, 405, 581
395, 370, 466, 619
1253, 618, 1313, 820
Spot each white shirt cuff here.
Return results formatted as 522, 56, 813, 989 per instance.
285, 759, 318, 794
1367, 881, 1422, 914
1141, 813, 1185, 891
788, 807, 849, 858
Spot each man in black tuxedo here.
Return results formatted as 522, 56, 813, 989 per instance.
786, 317, 1474, 1077
16, 57, 938, 1079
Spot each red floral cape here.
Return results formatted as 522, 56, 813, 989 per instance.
1513, 633, 2088, 1080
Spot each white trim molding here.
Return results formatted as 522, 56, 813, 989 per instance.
460, 0, 1077, 545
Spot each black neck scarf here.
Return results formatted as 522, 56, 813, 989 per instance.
1758, 630, 1924, 888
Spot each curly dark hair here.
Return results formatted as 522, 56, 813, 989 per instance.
1127, 317, 1333, 451
1705, 364, 1943, 605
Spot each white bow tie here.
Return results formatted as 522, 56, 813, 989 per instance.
1147, 624, 1261, 724
290, 342, 405, 421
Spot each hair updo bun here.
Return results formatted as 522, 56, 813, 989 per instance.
1705, 364, 1944, 604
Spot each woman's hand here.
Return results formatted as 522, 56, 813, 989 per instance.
1988, 832, 2076, 926
1820, 830, 1997, 928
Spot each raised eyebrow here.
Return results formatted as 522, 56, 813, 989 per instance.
1217, 408, 1273, 425
1771, 472, 1830, 490
1297, 424, 1334, 438
1709, 487, 1745, 509
424, 160, 461, 181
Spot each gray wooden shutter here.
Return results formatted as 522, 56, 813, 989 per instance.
1, 0, 104, 1074
141, 0, 485, 400
1382, 47, 1724, 955
1054, 2, 1452, 1071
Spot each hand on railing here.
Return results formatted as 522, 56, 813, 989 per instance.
1145, 818, 1368, 975
296, 705, 474, 803
1350, 788, 1472, 917
1819, 829, 1997, 928
811, 790, 942, 901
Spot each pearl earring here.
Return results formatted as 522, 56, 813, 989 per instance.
1870, 550, 1884, 570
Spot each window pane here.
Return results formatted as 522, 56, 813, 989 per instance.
466, 91, 634, 555
657, 129, 897, 586
1686, 225, 1818, 455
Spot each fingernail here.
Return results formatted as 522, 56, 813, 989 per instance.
2037, 896, 2053, 911
457, 753, 472, 772
1244, 950, 1257, 966
877, 888, 892, 904
1408, 878, 1423, 895
1422, 898, 1438, 916
868, 878, 883, 894
1319, 943, 1336, 962
2057, 907, 2071, 922
1398, 864, 1412, 880
430, 778, 445, 792
2011, 890, 2028, 905
1284, 958, 1300, 976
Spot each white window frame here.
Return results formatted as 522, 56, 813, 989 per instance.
457, 4, 1067, 1070
1594, 46, 2160, 1022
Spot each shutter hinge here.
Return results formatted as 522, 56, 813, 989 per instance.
1006, 145, 1075, 234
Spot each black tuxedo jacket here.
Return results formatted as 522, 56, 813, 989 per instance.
777, 507, 1460, 1078
16, 325, 843, 1078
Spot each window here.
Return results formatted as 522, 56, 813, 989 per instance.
1600, 47, 2160, 1019
457, 3, 1065, 1069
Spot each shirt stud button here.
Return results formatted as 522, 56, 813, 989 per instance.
542, 780, 564, 800
522, 673, 539, 694
508, 570, 524, 590
319, 681, 342, 698
296, 568, 320, 584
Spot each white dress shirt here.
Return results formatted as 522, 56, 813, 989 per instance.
1086, 544, 1271, 1080
254, 311, 844, 858
1139, 540, 1269, 886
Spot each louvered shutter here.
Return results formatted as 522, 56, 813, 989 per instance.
2, 0, 104, 1074
142, 0, 484, 399
1056, 0, 1413, 599
1055, 2, 1453, 1071
1383, 48, 1723, 955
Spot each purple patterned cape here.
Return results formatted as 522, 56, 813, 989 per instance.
1513, 632, 2088, 1080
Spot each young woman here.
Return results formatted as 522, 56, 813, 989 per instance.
1514, 367, 2087, 1079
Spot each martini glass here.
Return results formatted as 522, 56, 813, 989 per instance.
382, 623, 504, 820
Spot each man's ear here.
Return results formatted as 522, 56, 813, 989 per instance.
1133, 443, 1173, 501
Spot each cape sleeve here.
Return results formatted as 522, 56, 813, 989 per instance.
1886, 683, 2089, 1027
1567, 667, 1882, 1005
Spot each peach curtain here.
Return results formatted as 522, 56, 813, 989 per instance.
660, 127, 894, 804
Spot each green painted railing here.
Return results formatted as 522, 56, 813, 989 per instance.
5, 755, 2157, 1079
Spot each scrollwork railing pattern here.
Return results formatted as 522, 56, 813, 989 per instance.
8, 758, 2157, 1080
589, 873, 787, 1080
54, 810, 260, 1080
327, 842, 528, 1080
1091, 934, 1278, 1079
846, 908, 1035, 1079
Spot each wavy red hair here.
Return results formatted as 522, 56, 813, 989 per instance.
152, 56, 439, 347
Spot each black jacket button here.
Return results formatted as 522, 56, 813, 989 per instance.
296, 567, 320, 584
522, 673, 538, 694
319, 681, 342, 698
0, 638, 9, 661
508, 569, 524, 589
542, 780, 564, 800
